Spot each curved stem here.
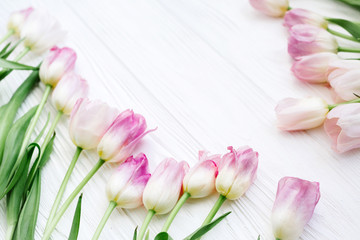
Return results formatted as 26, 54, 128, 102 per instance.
44, 147, 83, 233
338, 46, 360, 53
92, 201, 117, 240
327, 28, 358, 42
0, 29, 14, 45
162, 192, 191, 232
137, 210, 156, 240
42, 159, 105, 240
13, 46, 30, 62
41, 110, 63, 151
328, 97, 360, 110
201, 195, 227, 226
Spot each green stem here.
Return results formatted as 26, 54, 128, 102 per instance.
162, 192, 191, 232
328, 97, 360, 110
327, 28, 358, 42
42, 159, 105, 240
10, 85, 52, 177
338, 46, 360, 53
13, 46, 30, 62
92, 201, 117, 240
137, 210, 156, 240
0, 29, 14, 45
201, 195, 227, 226
44, 146, 83, 233
41, 110, 63, 150
276, 238, 281, 240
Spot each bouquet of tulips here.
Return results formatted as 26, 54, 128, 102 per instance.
0, 6, 323, 240
250, 0, 360, 153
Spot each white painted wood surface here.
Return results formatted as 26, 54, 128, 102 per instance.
0, 0, 359, 239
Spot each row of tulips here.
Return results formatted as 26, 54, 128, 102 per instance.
0, 6, 322, 240
250, 0, 360, 153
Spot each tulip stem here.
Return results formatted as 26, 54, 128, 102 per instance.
338, 47, 360, 53
92, 201, 117, 240
162, 192, 191, 232
201, 194, 227, 226
42, 159, 105, 240
327, 28, 358, 42
138, 210, 156, 240
328, 97, 360, 110
0, 29, 14, 45
43, 146, 83, 233
10, 85, 52, 179
14, 46, 30, 62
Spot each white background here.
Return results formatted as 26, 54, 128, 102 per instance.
0, 0, 360, 239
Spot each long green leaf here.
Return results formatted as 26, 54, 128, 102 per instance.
133, 227, 138, 240
0, 42, 11, 57
0, 70, 39, 163
0, 106, 37, 200
154, 232, 174, 240
68, 194, 83, 240
184, 212, 231, 240
328, 18, 360, 40
13, 170, 41, 240
0, 58, 38, 70
335, 0, 360, 10
0, 38, 23, 59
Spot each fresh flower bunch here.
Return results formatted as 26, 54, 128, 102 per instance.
250, 0, 360, 153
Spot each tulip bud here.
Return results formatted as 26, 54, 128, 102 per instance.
216, 146, 258, 200
284, 8, 327, 29
328, 59, 360, 79
52, 73, 89, 115
291, 53, 338, 83
288, 24, 338, 59
272, 177, 320, 240
21, 9, 66, 53
324, 103, 360, 153
106, 153, 151, 208
328, 68, 360, 101
97, 110, 155, 163
142, 158, 189, 214
39, 47, 77, 87
249, 0, 289, 17
7, 7, 34, 36
183, 151, 220, 198
275, 97, 329, 131
69, 98, 118, 150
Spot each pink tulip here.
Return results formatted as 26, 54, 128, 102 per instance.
97, 110, 155, 163
52, 73, 89, 115
183, 151, 220, 198
284, 8, 327, 29
69, 98, 118, 150
328, 59, 360, 79
106, 153, 151, 208
216, 146, 258, 200
324, 103, 360, 153
142, 158, 189, 214
291, 53, 338, 83
288, 24, 338, 59
328, 68, 360, 101
272, 177, 320, 240
249, 0, 289, 17
39, 47, 77, 87
7, 7, 34, 36
275, 97, 329, 131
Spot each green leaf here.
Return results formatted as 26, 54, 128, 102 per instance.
257, 235, 261, 240
68, 193, 83, 240
184, 211, 231, 240
34, 113, 51, 143
133, 227, 138, 240
335, 0, 360, 10
154, 232, 174, 240
13, 170, 41, 240
327, 18, 360, 40
0, 42, 11, 57
0, 38, 24, 59
0, 58, 38, 70
145, 230, 150, 240
0, 106, 37, 200
0, 70, 39, 163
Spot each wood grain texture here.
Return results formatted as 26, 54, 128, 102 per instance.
0, 0, 359, 239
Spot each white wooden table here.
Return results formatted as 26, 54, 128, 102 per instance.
0, 0, 359, 239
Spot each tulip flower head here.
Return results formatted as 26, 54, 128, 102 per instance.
216, 146, 258, 200
328, 69, 360, 101
106, 153, 151, 208
52, 73, 89, 115
275, 97, 329, 131
288, 24, 338, 59
39, 47, 77, 87
284, 9, 328, 29
324, 103, 360, 153
69, 98, 118, 150
328, 59, 360, 80
21, 9, 66, 53
97, 110, 156, 163
272, 177, 320, 240
183, 151, 220, 198
7, 7, 34, 36
142, 158, 189, 214
291, 53, 338, 84
249, 0, 289, 17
